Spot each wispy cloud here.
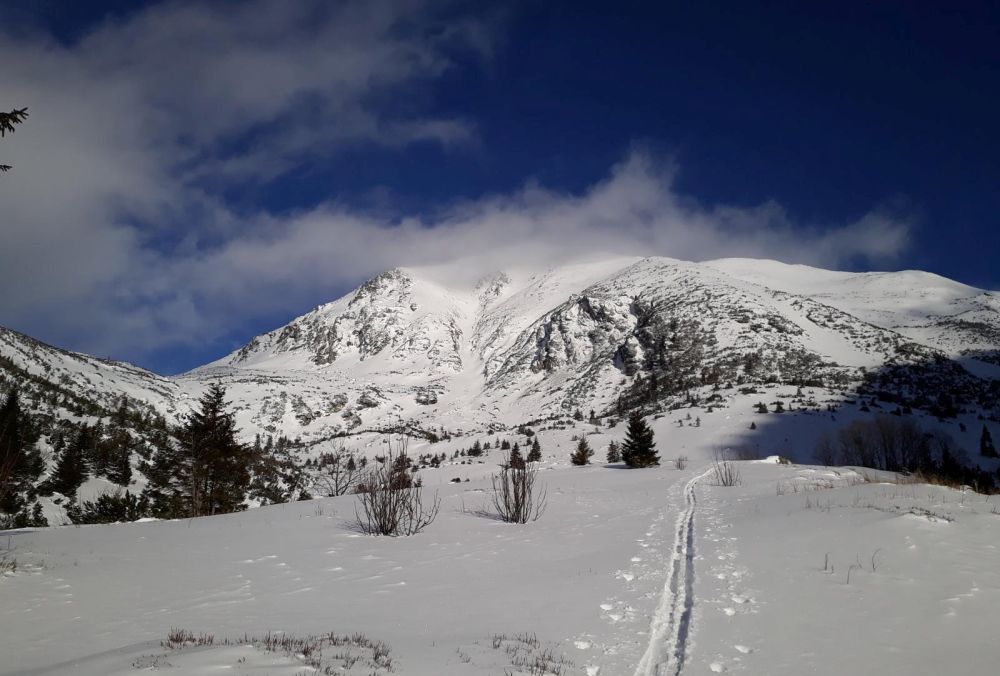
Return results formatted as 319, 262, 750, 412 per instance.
0, 1, 912, 366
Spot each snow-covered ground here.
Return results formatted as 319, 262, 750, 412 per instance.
4, 413, 999, 675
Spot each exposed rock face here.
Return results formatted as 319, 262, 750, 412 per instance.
3, 256, 999, 446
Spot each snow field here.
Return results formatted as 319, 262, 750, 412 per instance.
4, 410, 1000, 675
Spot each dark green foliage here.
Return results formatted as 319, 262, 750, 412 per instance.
249, 434, 306, 504
75, 491, 149, 524
142, 384, 250, 518
570, 436, 593, 466
508, 443, 525, 470
10, 500, 48, 529
104, 398, 134, 485
389, 453, 414, 490
526, 437, 542, 463
467, 440, 483, 458
107, 436, 134, 486
980, 425, 997, 458
606, 440, 621, 464
0, 106, 28, 172
50, 424, 91, 497
29, 501, 47, 527
621, 412, 659, 468
0, 388, 44, 515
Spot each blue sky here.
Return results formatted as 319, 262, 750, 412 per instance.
0, 1, 997, 374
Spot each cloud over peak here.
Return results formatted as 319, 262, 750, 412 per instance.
0, 1, 912, 368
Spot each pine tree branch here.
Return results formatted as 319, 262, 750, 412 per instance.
0, 108, 29, 137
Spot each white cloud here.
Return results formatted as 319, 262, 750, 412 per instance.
0, 2, 912, 367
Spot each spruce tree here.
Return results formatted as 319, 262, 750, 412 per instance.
0, 388, 24, 509
606, 440, 621, 463
508, 443, 525, 470
29, 501, 48, 527
187, 384, 250, 516
154, 383, 251, 517
107, 433, 134, 486
0, 107, 28, 173
981, 425, 997, 458
570, 436, 594, 465
51, 425, 90, 497
527, 437, 542, 462
468, 439, 483, 458
621, 412, 659, 468
1, 388, 43, 514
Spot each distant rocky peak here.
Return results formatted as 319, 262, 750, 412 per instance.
349, 268, 413, 307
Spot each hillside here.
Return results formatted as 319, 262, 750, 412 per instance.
182, 255, 999, 444
1, 255, 998, 524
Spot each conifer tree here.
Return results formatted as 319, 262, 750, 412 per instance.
508, 442, 525, 470
51, 424, 90, 497
527, 436, 542, 462
621, 412, 659, 468
468, 439, 483, 458
0, 388, 23, 507
181, 384, 251, 516
29, 501, 48, 527
0, 107, 28, 173
0, 388, 43, 515
606, 440, 621, 463
981, 425, 997, 458
570, 435, 594, 465
107, 434, 134, 487
142, 384, 249, 518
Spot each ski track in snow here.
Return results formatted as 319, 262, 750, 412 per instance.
634, 467, 714, 676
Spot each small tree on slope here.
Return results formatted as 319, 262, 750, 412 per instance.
527, 437, 542, 463
621, 412, 659, 468
50, 425, 90, 497
508, 443, 525, 470
607, 440, 622, 463
570, 435, 594, 466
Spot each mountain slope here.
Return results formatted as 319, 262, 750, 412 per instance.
2, 256, 998, 448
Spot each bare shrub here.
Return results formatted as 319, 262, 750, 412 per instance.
674, 455, 688, 470
355, 436, 440, 536
490, 632, 574, 676
161, 630, 392, 673
0, 555, 16, 575
712, 452, 742, 487
163, 628, 215, 648
831, 416, 931, 472
492, 451, 547, 523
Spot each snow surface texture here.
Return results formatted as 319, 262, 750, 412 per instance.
4, 415, 1000, 675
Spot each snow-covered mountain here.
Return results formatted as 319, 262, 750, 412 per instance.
3, 256, 999, 447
